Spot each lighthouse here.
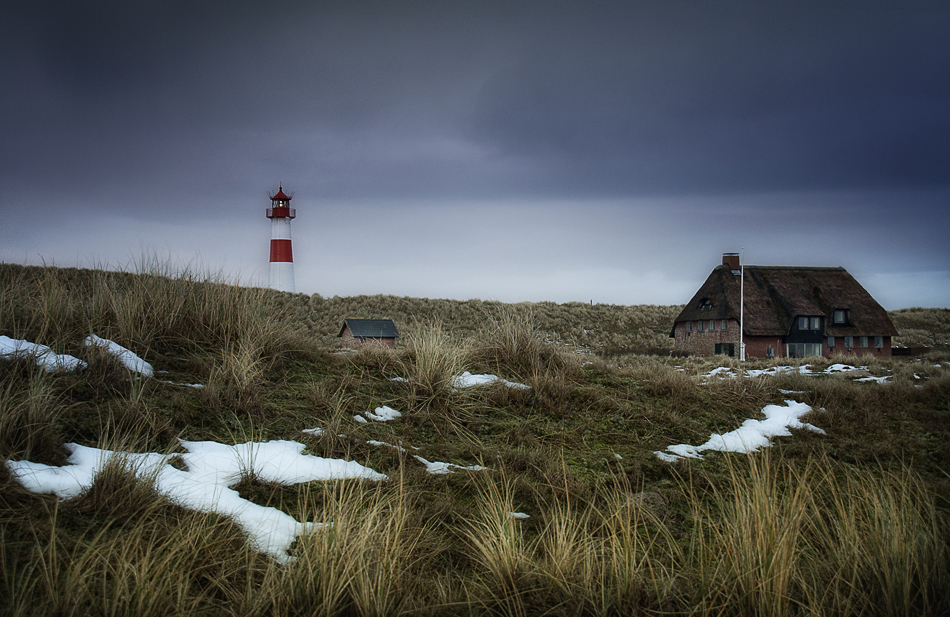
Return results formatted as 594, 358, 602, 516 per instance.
266, 186, 296, 293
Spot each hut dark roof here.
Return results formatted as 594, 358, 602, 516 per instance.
338, 319, 399, 339
673, 265, 897, 337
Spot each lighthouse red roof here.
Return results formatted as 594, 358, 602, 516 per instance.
270, 186, 292, 201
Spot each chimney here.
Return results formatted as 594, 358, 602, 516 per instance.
722, 253, 740, 271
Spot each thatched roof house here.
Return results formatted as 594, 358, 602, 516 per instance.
671, 254, 897, 358
338, 319, 399, 349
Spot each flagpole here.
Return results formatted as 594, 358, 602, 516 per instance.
739, 248, 746, 362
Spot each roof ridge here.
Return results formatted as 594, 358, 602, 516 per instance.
742, 265, 845, 270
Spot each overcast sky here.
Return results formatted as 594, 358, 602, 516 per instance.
2, 1, 948, 309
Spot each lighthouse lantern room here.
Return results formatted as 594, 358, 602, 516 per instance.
266, 186, 296, 293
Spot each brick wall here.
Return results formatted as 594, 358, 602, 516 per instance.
340, 328, 397, 350
672, 319, 740, 356
673, 321, 893, 359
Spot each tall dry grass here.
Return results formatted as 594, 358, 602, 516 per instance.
2, 450, 946, 616
396, 320, 470, 416
462, 468, 679, 616
463, 473, 538, 617
0, 449, 263, 617
251, 479, 430, 617
0, 261, 302, 364
0, 371, 64, 463
687, 453, 949, 617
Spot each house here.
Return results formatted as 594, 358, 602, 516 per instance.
670, 254, 898, 358
338, 319, 399, 349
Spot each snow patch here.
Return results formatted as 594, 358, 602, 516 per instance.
6, 439, 386, 563
453, 371, 530, 390
84, 335, 154, 377
654, 400, 824, 462
363, 406, 402, 422
0, 335, 87, 372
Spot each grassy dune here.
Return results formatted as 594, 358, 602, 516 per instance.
1, 263, 948, 616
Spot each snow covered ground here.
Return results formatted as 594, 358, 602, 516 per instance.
0, 335, 87, 372
3, 335, 498, 562
7, 439, 385, 563
84, 334, 154, 377
391, 371, 530, 390
453, 371, 530, 390
697, 362, 899, 384
654, 400, 825, 462
0, 334, 155, 376
3, 334, 931, 561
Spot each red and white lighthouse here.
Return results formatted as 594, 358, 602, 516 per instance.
266, 186, 296, 293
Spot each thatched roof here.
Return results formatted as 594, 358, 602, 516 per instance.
673, 265, 897, 337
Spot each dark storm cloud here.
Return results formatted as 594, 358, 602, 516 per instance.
466, 3, 950, 196
4, 1, 949, 206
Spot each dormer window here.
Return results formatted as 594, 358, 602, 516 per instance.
833, 309, 849, 325
797, 316, 822, 331
699, 297, 713, 309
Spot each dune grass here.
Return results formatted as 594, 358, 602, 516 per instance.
1, 262, 948, 615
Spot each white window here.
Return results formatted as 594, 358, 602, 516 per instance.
828, 336, 835, 348
833, 309, 848, 324
811, 317, 821, 330
845, 336, 854, 349
698, 321, 705, 332
859, 336, 868, 348
799, 317, 808, 330
766, 346, 775, 358
721, 319, 729, 331
875, 336, 883, 348
709, 320, 716, 331
686, 321, 692, 332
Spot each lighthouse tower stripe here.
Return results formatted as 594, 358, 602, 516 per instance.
266, 185, 297, 293
270, 239, 293, 262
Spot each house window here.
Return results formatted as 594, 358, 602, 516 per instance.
721, 320, 728, 331
799, 317, 808, 330
766, 346, 774, 358
844, 336, 854, 349
811, 317, 821, 330
700, 297, 713, 309
686, 321, 692, 332
709, 320, 716, 331
875, 336, 883, 348
715, 343, 735, 356
828, 336, 835, 348
698, 321, 705, 332
833, 309, 848, 325
787, 343, 823, 358
859, 336, 868, 348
